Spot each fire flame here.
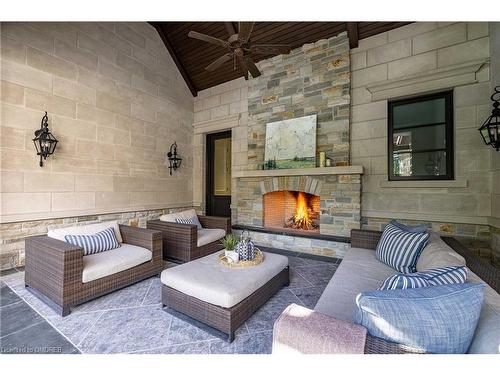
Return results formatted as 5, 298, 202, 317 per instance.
292, 192, 313, 230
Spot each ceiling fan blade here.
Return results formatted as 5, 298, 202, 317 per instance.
205, 53, 233, 72
245, 57, 261, 78
251, 44, 292, 55
236, 54, 249, 80
188, 31, 228, 48
238, 22, 255, 43
225, 22, 236, 36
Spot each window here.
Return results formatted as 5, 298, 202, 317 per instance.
388, 91, 454, 180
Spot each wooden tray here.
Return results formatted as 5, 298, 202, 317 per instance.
218, 248, 264, 268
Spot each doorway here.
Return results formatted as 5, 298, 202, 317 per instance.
206, 131, 232, 217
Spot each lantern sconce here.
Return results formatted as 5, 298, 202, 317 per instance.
167, 141, 182, 175
478, 86, 500, 151
32, 111, 58, 167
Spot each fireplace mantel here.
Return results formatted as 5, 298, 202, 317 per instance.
233, 166, 363, 178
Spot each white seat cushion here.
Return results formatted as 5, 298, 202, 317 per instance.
197, 228, 226, 247
82, 244, 152, 283
161, 251, 288, 308
315, 247, 395, 322
47, 221, 123, 243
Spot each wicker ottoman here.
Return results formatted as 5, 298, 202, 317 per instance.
160, 251, 289, 342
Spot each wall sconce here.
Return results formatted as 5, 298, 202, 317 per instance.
167, 141, 182, 175
478, 86, 500, 151
32, 111, 58, 167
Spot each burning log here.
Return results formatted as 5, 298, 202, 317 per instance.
284, 192, 318, 231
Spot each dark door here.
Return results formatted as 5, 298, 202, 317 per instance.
206, 131, 232, 217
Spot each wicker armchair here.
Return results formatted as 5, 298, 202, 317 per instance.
24, 225, 163, 317
146, 215, 231, 263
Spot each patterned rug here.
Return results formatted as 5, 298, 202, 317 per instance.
1, 250, 339, 354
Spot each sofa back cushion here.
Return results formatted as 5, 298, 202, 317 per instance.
159, 209, 202, 229
355, 283, 485, 353
379, 266, 467, 290
416, 231, 465, 271
376, 223, 429, 273
47, 220, 123, 243
65, 227, 120, 256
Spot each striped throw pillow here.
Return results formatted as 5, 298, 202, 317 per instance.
175, 218, 197, 225
65, 227, 120, 256
376, 223, 430, 273
379, 266, 468, 290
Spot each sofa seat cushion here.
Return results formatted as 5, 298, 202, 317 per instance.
159, 209, 202, 229
466, 270, 500, 353
197, 228, 226, 247
48, 220, 123, 243
82, 244, 152, 283
314, 247, 395, 322
160, 251, 288, 308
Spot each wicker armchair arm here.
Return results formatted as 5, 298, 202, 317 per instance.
273, 304, 368, 354
26, 235, 83, 254
146, 219, 197, 252
198, 215, 231, 232
119, 225, 160, 249
25, 236, 84, 305
350, 229, 382, 250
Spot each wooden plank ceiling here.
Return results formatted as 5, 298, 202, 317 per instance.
150, 22, 411, 96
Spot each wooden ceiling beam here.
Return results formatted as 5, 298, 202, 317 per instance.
150, 22, 198, 97
346, 22, 359, 49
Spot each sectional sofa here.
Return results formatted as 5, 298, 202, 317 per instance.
273, 229, 500, 354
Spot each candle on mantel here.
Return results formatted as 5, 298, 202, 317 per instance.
319, 152, 326, 167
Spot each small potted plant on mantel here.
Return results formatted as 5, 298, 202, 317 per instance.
221, 234, 239, 263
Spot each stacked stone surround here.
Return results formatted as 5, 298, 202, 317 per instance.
0, 22, 194, 269
247, 32, 351, 169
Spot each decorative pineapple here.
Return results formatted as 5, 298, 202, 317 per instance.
236, 230, 255, 261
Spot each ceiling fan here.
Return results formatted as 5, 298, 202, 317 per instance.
188, 22, 292, 79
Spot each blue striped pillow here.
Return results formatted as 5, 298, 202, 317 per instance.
175, 218, 197, 225
376, 223, 429, 273
65, 227, 120, 256
379, 266, 468, 290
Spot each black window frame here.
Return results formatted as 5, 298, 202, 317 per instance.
388, 91, 454, 181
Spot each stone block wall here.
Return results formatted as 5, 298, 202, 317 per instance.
349, 22, 495, 227
0, 22, 194, 269
192, 22, 499, 259
247, 33, 351, 169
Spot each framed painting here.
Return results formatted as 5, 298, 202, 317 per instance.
264, 114, 317, 169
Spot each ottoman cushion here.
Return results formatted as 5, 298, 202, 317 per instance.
161, 251, 288, 308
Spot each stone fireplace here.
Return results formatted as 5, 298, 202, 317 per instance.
232, 167, 363, 258
263, 191, 320, 233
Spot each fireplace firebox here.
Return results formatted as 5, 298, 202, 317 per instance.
263, 191, 320, 233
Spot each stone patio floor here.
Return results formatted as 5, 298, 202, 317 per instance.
0, 248, 340, 354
